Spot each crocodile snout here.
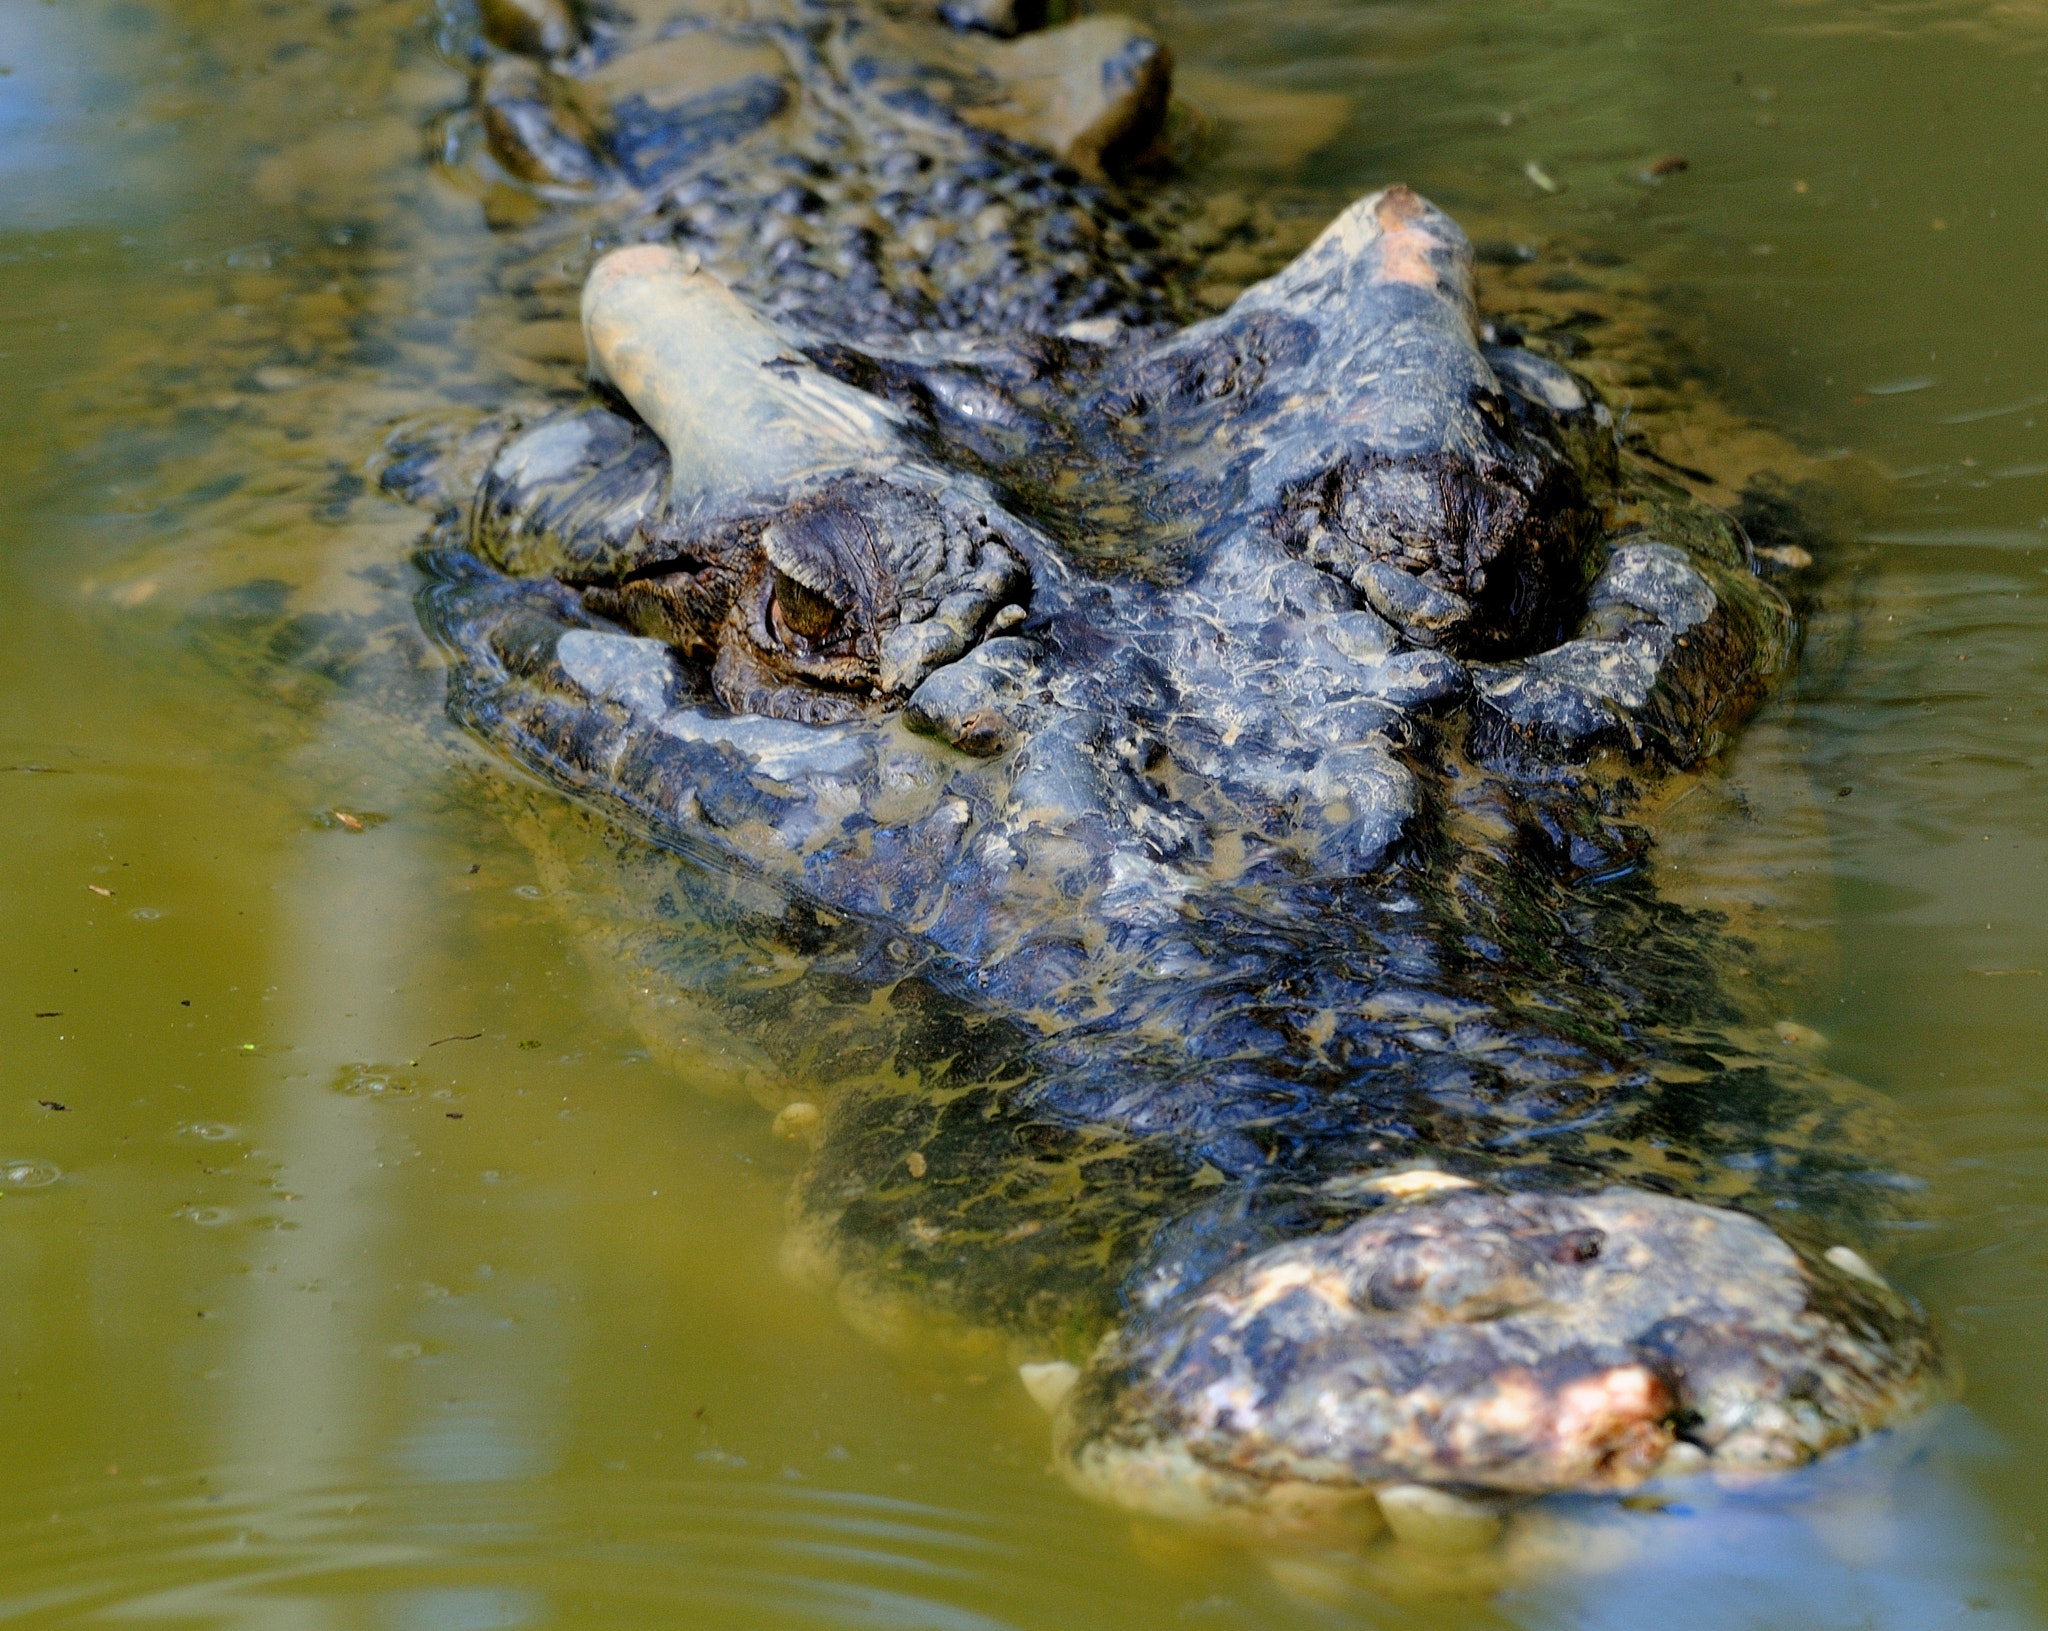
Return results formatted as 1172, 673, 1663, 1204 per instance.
1054, 1187, 1942, 1528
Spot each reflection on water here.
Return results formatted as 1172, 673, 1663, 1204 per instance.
2, 0, 2048, 1623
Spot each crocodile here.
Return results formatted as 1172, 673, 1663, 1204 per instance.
377, 0, 1942, 1555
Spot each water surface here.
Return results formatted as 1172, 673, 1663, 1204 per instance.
3, 0, 2047, 1624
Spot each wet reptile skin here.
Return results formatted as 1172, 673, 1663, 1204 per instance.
381, 0, 1942, 1530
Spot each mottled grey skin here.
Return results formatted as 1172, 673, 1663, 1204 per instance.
397, 0, 1939, 1534
459, 0, 1186, 337
1064, 1186, 1934, 1525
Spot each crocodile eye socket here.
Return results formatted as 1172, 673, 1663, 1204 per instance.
770, 568, 844, 644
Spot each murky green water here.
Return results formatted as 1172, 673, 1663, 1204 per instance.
4, 0, 2048, 1624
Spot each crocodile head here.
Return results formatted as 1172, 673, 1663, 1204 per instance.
445, 188, 1775, 858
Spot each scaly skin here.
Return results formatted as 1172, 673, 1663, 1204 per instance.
384, 0, 1943, 1538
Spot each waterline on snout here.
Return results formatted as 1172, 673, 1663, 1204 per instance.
1122, 1414, 2028, 1614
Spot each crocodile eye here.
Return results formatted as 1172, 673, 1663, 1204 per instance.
771, 568, 844, 644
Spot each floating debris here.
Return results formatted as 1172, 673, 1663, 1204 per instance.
316, 807, 388, 832
333, 1063, 419, 1096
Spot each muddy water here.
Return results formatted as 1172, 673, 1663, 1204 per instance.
3, 0, 2047, 1624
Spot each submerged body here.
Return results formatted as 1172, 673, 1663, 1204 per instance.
383, 0, 1941, 1542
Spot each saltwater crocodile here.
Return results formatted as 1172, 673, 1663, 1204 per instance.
382, 0, 1941, 1554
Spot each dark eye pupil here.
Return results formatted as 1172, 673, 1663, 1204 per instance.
774, 570, 841, 641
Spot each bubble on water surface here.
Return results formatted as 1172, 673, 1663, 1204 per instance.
0, 1160, 61, 1189
332, 1063, 418, 1099
695, 1449, 748, 1469
176, 1122, 239, 1143
176, 1205, 231, 1226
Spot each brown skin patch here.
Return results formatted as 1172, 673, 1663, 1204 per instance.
1372, 185, 1446, 290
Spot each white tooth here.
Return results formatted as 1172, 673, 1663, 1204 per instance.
770, 1101, 820, 1140
1019, 1360, 1080, 1414
1824, 1245, 1890, 1290
1375, 1484, 1505, 1552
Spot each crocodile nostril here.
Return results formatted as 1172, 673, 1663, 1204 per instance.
1548, 1228, 1605, 1265
1363, 1265, 1424, 1311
